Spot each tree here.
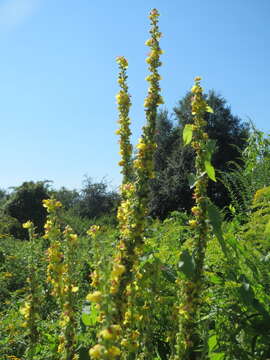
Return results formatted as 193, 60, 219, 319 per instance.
77, 177, 120, 219
3, 181, 50, 238
0, 188, 8, 209
149, 110, 194, 218
53, 187, 80, 211
149, 91, 249, 218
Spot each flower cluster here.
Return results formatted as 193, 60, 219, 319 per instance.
175, 77, 214, 359
115, 56, 133, 184
135, 8, 163, 180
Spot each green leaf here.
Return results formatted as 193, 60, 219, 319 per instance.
162, 265, 177, 283
81, 313, 92, 326
206, 201, 222, 238
205, 139, 217, 157
206, 201, 228, 255
81, 304, 98, 326
204, 160, 216, 181
206, 105, 214, 113
208, 334, 217, 352
238, 280, 254, 305
187, 173, 197, 189
209, 353, 225, 360
187, 172, 206, 189
178, 250, 196, 279
183, 124, 193, 146
208, 274, 223, 285
79, 347, 90, 360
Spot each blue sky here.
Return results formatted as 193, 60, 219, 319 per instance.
0, 0, 269, 190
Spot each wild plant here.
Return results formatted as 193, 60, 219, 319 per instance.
44, 198, 79, 360
88, 8, 163, 359
175, 77, 216, 359
19, 221, 41, 358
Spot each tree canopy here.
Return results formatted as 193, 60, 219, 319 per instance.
149, 91, 249, 218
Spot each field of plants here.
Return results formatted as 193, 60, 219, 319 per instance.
1, 8, 270, 360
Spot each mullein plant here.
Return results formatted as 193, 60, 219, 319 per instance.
88, 8, 163, 360
88, 56, 133, 360
174, 77, 216, 360
19, 221, 41, 358
43, 199, 79, 360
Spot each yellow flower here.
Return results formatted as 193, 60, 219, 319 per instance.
136, 142, 147, 151
71, 286, 79, 293
111, 324, 122, 334
22, 221, 32, 229
145, 38, 153, 46
43, 198, 62, 211
20, 302, 30, 317
99, 328, 113, 340
133, 159, 142, 169
111, 263, 126, 278
70, 234, 78, 242
86, 291, 102, 303
89, 344, 105, 359
87, 225, 100, 237
189, 219, 197, 228
108, 346, 121, 357
3, 272, 13, 278
116, 56, 128, 68
110, 285, 118, 294
57, 342, 65, 353
116, 91, 130, 105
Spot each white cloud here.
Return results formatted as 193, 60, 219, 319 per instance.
0, 0, 41, 31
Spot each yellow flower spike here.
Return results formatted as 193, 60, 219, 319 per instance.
116, 55, 133, 185
176, 78, 215, 358
93, 10, 163, 357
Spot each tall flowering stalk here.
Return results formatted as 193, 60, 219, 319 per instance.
20, 221, 41, 358
175, 77, 215, 360
58, 226, 79, 360
116, 3, 163, 330
88, 8, 163, 359
44, 199, 79, 360
115, 56, 133, 185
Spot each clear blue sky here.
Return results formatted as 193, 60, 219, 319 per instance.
0, 0, 269, 190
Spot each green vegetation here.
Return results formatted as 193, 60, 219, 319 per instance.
1, 8, 270, 360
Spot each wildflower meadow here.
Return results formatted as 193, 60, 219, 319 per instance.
1, 8, 270, 360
